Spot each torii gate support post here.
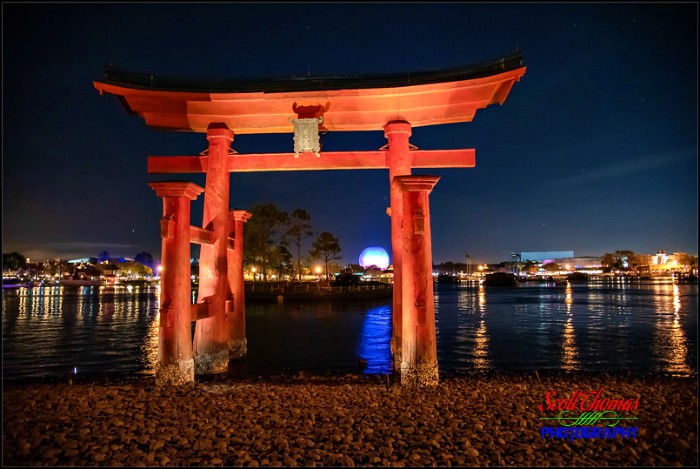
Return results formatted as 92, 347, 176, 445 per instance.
395, 175, 440, 387
227, 209, 252, 359
385, 121, 413, 372
149, 181, 204, 386
193, 123, 235, 375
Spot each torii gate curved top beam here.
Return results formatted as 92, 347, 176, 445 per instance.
93, 52, 526, 134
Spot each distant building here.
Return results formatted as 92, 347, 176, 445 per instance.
652, 250, 668, 265
518, 251, 574, 263
566, 256, 603, 269
67, 258, 93, 265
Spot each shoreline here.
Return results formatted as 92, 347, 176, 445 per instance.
3, 371, 697, 466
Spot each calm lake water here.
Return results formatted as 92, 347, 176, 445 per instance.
2, 278, 697, 382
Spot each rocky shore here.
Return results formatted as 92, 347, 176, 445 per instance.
3, 371, 697, 466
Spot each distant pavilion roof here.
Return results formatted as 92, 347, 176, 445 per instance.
94, 52, 526, 134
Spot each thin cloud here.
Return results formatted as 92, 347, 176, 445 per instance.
551, 150, 692, 187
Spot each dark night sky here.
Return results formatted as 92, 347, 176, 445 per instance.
2, 2, 698, 266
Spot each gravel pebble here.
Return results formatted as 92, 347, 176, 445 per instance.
2, 371, 696, 466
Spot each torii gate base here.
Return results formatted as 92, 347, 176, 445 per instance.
150, 179, 252, 385
227, 209, 252, 359
149, 182, 204, 386
396, 175, 440, 387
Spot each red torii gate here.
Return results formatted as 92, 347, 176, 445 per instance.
94, 53, 526, 387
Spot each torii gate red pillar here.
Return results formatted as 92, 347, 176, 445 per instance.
193, 123, 234, 375
149, 181, 204, 386
227, 209, 252, 359
385, 121, 413, 372
395, 175, 440, 387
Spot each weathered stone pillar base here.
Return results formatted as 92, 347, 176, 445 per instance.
194, 349, 229, 375
155, 359, 194, 386
390, 339, 402, 372
400, 360, 439, 387
228, 338, 247, 360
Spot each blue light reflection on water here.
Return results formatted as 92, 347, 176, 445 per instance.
2, 279, 697, 382
356, 304, 393, 375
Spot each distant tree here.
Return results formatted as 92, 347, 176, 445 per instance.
673, 253, 697, 270
285, 209, 313, 282
97, 251, 111, 263
118, 260, 153, 277
310, 232, 342, 280
244, 203, 289, 281
601, 253, 615, 269
522, 260, 539, 274
269, 245, 293, 280
327, 262, 343, 278
42, 259, 68, 277
2, 252, 27, 272
636, 253, 654, 266
364, 265, 384, 278
602, 250, 636, 271
345, 263, 365, 275
625, 252, 645, 269
498, 260, 519, 274
134, 251, 154, 269
439, 261, 457, 274
542, 263, 560, 273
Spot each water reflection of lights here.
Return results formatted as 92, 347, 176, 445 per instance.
472, 318, 490, 370
18, 293, 28, 317
673, 284, 681, 315
474, 284, 490, 369
561, 282, 579, 370
652, 282, 690, 376
478, 284, 486, 313
452, 290, 471, 359
143, 311, 160, 375
3, 284, 161, 380
356, 305, 393, 374
457, 289, 470, 312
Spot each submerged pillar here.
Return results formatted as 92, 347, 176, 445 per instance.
385, 121, 413, 372
193, 123, 234, 375
227, 209, 252, 359
149, 181, 204, 386
395, 175, 440, 387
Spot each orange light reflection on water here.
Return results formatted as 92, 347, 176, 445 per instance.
472, 284, 490, 370
653, 282, 690, 375
561, 282, 579, 371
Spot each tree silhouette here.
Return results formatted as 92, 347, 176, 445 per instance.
134, 251, 154, 269
243, 203, 289, 281
286, 209, 313, 282
310, 232, 341, 280
2, 252, 27, 272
